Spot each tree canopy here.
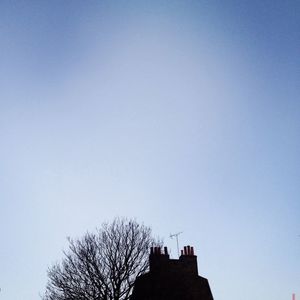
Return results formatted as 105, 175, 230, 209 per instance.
43, 218, 160, 300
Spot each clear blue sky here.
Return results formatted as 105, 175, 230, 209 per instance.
0, 1, 299, 299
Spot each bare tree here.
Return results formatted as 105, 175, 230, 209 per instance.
43, 218, 160, 300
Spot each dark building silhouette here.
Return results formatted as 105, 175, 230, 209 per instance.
131, 245, 214, 300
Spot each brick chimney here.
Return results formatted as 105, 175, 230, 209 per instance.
149, 246, 170, 272
179, 245, 198, 276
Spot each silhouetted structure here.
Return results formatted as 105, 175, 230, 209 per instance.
131, 245, 214, 300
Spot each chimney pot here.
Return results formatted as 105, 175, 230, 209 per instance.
164, 247, 168, 255
184, 246, 187, 255
187, 245, 191, 255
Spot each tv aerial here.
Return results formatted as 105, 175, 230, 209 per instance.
170, 231, 183, 257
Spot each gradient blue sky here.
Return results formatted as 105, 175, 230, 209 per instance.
0, 1, 299, 299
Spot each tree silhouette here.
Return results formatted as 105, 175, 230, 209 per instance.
43, 218, 160, 300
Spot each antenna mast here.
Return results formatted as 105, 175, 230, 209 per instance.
170, 231, 183, 257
